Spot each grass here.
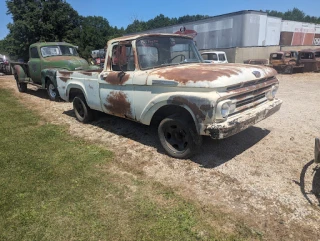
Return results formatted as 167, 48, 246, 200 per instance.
0, 88, 262, 241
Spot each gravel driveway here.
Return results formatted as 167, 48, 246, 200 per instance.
1, 73, 319, 240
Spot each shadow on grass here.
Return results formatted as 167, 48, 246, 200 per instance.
24, 88, 49, 100
63, 109, 270, 168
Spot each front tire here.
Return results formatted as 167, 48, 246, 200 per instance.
46, 80, 59, 101
73, 94, 93, 123
158, 115, 202, 159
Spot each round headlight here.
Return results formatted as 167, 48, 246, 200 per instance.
221, 102, 230, 118
266, 85, 279, 100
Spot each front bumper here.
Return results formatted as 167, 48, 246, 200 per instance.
205, 99, 282, 139
315, 138, 320, 164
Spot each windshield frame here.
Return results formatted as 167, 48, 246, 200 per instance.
136, 36, 202, 70
40, 45, 79, 58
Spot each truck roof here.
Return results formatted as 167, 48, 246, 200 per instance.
201, 51, 226, 54
30, 42, 76, 48
108, 33, 193, 44
299, 48, 320, 53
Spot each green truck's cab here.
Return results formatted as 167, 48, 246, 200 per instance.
12, 42, 95, 100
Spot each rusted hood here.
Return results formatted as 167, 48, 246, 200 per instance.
148, 63, 277, 88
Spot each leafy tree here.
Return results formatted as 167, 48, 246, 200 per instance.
5, 0, 81, 60
267, 7, 320, 24
125, 14, 209, 34
74, 16, 115, 59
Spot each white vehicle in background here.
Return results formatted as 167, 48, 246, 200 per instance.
201, 51, 228, 64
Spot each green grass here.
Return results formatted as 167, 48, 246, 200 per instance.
0, 88, 262, 241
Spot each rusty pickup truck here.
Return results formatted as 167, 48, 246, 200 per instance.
57, 33, 282, 158
269, 51, 304, 74
298, 49, 320, 72
11, 42, 97, 101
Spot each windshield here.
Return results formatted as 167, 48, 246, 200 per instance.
136, 36, 202, 70
40, 45, 79, 58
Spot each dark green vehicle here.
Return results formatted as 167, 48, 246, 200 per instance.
11, 42, 97, 101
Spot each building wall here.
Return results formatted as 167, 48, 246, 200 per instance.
134, 11, 282, 50
280, 20, 320, 46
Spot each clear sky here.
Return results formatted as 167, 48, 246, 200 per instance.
1, 0, 320, 40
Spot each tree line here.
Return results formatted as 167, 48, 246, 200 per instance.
0, 1, 319, 61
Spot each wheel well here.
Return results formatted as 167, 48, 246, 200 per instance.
68, 88, 84, 102
45, 77, 51, 86
151, 105, 195, 126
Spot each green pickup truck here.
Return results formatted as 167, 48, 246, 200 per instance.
11, 42, 97, 101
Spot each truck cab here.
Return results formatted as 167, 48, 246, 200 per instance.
298, 49, 320, 72
201, 51, 228, 64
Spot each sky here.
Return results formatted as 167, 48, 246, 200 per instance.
1, 0, 320, 40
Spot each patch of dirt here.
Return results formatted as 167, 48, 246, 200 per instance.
1, 73, 319, 240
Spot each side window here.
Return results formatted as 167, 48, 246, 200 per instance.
300, 53, 313, 59
218, 54, 226, 61
201, 54, 208, 60
211, 53, 218, 61
271, 54, 282, 60
111, 43, 135, 71
30, 47, 40, 58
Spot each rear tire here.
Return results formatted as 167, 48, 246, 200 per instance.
158, 115, 202, 159
46, 80, 59, 101
73, 94, 93, 123
16, 79, 27, 92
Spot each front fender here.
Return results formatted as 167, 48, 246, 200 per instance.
41, 69, 57, 88
139, 92, 218, 133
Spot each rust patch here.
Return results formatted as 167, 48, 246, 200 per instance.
79, 71, 93, 76
58, 70, 72, 82
103, 72, 130, 85
104, 91, 132, 118
169, 96, 214, 121
154, 65, 242, 84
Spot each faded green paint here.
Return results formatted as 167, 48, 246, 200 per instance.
13, 42, 96, 89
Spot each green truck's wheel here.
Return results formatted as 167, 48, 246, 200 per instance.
46, 80, 59, 101
16, 79, 27, 92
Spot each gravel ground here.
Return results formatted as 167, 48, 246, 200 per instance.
1, 73, 319, 240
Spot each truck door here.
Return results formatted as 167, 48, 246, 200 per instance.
98, 42, 136, 120
28, 46, 42, 84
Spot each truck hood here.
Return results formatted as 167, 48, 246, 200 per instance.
43, 56, 89, 71
147, 63, 277, 88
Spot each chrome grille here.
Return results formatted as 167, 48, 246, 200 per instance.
227, 78, 277, 116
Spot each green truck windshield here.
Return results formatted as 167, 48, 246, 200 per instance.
40, 45, 79, 58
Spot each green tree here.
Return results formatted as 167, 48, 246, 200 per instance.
5, 0, 81, 60
125, 14, 209, 34
74, 16, 115, 59
266, 7, 320, 24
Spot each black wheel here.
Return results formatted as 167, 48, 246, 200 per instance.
73, 94, 93, 123
46, 80, 59, 101
158, 115, 202, 159
284, 65, 293, 74
16, 79, 27, 92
